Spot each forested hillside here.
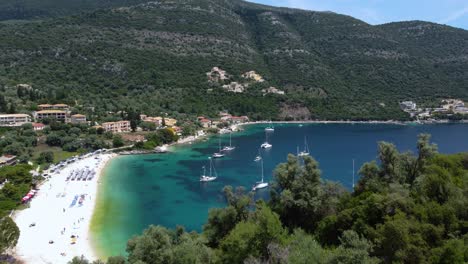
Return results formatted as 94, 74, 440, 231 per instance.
0, 0, 467, 120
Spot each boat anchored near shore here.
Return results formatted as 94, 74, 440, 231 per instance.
200, 158, 217, 182
222, 131, 236, 152
252, 158, 268, 191
260, 131, 272, 149
298, 136, 310, 157
212, 136, 225, 158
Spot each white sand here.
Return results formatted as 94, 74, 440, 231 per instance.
13, 153, 116, 264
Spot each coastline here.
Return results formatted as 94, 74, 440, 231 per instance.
13, 153, 116, 264
238, 119, 465, 126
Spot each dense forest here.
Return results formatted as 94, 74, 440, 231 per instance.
67, 134, 467, 263
0, 0, 467, 120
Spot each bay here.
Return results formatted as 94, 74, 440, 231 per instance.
91, 123, 468, 257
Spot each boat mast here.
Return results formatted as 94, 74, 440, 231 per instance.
261, 159, 264, 183
352, 159, 355, 188
209, 159, 212, 177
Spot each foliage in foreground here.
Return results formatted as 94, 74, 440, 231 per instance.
70, 134, 467, 263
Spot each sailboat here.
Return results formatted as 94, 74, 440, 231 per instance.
254, 148, 262, 162
265, 121, 275, 132
212, 136, 225, 158
252, 159, 269, 191
260, 131, 272, 149
352, 159, 355, 189
200, 158, 217, 182
222, 132, 235, 151
298, 136, 310, 157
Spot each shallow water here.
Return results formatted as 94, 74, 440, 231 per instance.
91, 123, 468, 257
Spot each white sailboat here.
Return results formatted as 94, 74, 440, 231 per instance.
252, 159, 269, 191
265, 121, 275, 132
254, 148, 262, 162
298, 136, 310, 157
260, 131, 272, 149
222, 132, 235, 151
200, 158, 217, 182
212, 136, 225, 158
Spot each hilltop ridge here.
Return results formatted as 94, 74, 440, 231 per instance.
0, 0, 467, 120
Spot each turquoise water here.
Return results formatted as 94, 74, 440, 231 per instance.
92, 123, 468, 257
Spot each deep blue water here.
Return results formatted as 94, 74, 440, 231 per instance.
93, 123, 468, 257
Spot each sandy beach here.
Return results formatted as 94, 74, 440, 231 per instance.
13, 153, 116, 264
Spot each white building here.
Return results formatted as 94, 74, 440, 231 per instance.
400, 101, 417, 111
102, 121, 131, 133
0, 114, 32, 127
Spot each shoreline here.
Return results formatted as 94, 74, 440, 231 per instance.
238, 119, 466, 126
13, 153, 116, 264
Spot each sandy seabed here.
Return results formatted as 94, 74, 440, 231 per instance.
13, 153, 116, 264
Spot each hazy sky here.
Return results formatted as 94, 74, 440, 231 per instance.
250, 0, 468, 30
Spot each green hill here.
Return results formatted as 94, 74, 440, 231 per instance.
0, 0, 467, 120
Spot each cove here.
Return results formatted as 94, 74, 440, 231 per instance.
91, 123, 468, 258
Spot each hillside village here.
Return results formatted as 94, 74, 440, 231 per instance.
0, 84, 252, 170
207, 67, 286, 95
400, 99, 468, 121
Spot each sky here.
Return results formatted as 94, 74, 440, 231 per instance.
250, 0, 468, 30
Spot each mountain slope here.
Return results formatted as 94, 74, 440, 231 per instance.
0, 0, 467, 120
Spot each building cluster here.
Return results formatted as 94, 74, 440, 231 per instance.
140, 115, 177, 127
197, 112, 249, 128
400, 99, 468, 119
92, 120, 131, 133
0, 103, 88, 128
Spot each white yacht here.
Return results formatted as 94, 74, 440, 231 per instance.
200, 158, 217, 182
252, 159, 269, 191
265, 121, 275, 132
212, 136, 225, 158
260, 131, 272, 149
298, 136, 310, 157
222, 132, 235, 151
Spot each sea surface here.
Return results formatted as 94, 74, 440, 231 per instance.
91, 123, 468, 257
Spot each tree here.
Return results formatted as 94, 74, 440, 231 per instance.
126, 226, 174, 264
112, 135, 125, 148
140, 122, 156, 131
287, 229, 329, 264
46, 133, 63, 147
270, 155, 331, 231
328, 230, 378, 264
37, 151, 54, 164
203, 186, 252, 247
107, 256, 127, 264
0, 217, 20, 254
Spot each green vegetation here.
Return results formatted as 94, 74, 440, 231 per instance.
0, 164, 33, 218
0, 0, 466, 120
0, 217, 20, 255
71, 134, 468, 263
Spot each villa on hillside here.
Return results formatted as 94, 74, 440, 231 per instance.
102, 120, 131, 133
0, 114, 32, 127
71, 114, 87, 124
32, 123, 46, 131
140, 115, 177, 127
38, 104, 70, 111
34, 110, 67, 121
